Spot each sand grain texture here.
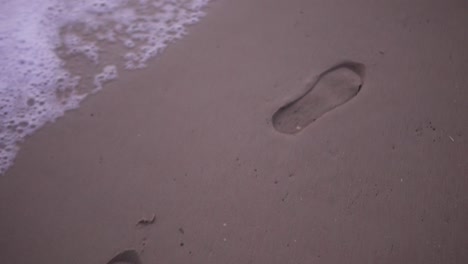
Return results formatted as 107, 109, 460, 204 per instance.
1, 0, 468, 263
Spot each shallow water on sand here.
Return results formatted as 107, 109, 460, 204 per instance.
0, 0, 210, 174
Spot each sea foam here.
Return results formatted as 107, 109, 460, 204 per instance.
0, 0, 210, 174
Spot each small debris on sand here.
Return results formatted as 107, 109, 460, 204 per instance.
136, 214, 156, 226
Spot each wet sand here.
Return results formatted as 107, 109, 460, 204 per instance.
1, 0, 468, 263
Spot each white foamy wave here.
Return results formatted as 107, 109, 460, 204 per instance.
0, 0, 210, 174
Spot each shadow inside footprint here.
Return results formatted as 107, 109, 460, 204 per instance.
107, 250, 142, 264
273, 61, 365, 134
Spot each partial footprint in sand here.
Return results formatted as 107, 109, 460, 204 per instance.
107, 250, 142, 264
273, 61, 365, 134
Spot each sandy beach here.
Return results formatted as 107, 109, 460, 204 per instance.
1, 0, 468, 263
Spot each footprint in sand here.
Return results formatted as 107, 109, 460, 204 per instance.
107, 250, 142, 264
273, 61, 365, 134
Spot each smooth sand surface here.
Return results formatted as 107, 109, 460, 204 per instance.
1, 0, 468, 263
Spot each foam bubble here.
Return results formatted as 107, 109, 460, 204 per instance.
0, 0, 210, 175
